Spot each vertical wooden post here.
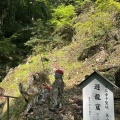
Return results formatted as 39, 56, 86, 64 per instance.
1, 95, 17, 120
7, 96, 9, 120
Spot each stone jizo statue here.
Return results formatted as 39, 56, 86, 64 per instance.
49, 69, 64, 112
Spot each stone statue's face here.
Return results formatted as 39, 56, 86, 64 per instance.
54, 72, 62, 79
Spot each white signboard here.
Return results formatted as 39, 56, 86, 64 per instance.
83, 78, 114, 120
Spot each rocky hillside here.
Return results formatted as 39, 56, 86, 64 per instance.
0, 32, 120, 119
0, 1, 120, 120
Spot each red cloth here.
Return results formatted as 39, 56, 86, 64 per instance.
44, 85, 51, 91
55, 69, 64, 75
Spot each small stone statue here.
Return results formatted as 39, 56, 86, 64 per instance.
49, 69, 64, 112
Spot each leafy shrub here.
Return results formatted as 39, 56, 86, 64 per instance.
51, 4, 75, 30
58, 24, 74, 41
25, 19, 54, 53
51, 4, 76, 41
96, 0, 120, 12
0, 39, 16, 55
74, 12, 113, 46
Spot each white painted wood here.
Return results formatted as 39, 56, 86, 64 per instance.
83, 78, 114, 120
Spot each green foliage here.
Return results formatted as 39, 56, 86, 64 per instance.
25, 19, 54, 53
50, 4, 75, 41
51, 4, 76, 29
0, 39, 16, 55
74, 0, 92, 8
74, 12, 113, 46
2, 22, 22, 37
90, 12, 112, 33
96, 0, 120, 12
0, 0, 120, 119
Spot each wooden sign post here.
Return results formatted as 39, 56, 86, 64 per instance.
80, 70, 118, 120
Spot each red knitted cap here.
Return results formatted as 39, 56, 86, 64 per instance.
55, 69, 64, 75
